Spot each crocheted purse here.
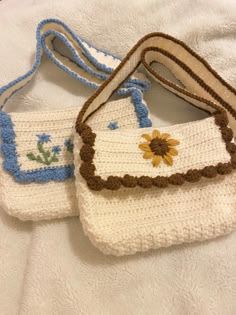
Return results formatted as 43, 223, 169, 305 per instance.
0, 19, 151, 221
74, 33, 236, 256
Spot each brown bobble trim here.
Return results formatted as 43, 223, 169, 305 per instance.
231, 154, 236, 169
77, 123, 91, 136
80, 144, 95, 162
87, 176, 104, 191
152, 176, 169, 188
226, 142, 236, 154
221, 127, 233, 142
201, 165, 218, 178
184, 169, 201, 183
122, 175, 138, 188
78, 110, 235, 191
137, 176, 153, 188
81, 129, 96, 146
216, 162, 233, 175
214, 111, 229, 127
105, 176, 122, 190
79, 162, 96, 179
168, 173, 185, 186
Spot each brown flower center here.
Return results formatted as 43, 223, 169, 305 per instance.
150, 138, 169, 156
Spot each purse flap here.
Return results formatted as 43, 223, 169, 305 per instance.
0, 95, 148, 183
76, 33, 236, 191
78, 113, 236, 191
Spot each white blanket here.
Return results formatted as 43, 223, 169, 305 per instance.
1, 0, 236, 314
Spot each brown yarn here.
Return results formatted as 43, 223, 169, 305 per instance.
105, 176, 122, 190
214, 112, 228, 127
138, 176, 153, 188
77, 123, 91, 135
231, 154, 236, 169
168, 173, 185, 185
226, 142, 236, 154
87, 176, 104, 191
80, 144, 95, 162
216, 163, 233, 175
122, 175, 137, 188
221, 127, 233, 142
81, 130, 96, 146
152, 176, 169, 188
201, 166, 217, 178
79, 162, 96, 179
184, 169, 201, 183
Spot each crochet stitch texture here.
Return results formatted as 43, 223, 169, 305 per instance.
73, 31, 236, 256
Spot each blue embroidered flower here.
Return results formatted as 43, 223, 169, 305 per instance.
64, 139, 74, 153
37, 133, 51, 144
108, 121, 119, 130
27, 134, 61, 165
52, 145, 61, 154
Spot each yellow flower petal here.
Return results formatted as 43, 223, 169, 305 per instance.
139, 143, 151, 152
167, 139, 180, 146
163, 154, 173, 166
160, 133, 170, 140
152, 155, 161, 167
143, 151, 154, 159
168, 148, 178, 156
141, 133, 152, 141
152, 129, 160, 139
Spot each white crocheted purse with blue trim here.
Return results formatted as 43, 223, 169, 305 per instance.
0, 18, 151, 221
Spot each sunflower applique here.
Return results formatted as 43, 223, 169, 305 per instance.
139, 130, 180, 167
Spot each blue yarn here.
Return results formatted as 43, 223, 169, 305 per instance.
108, 121, 119, 130
130, 90, 152, 127
0, 112, 74, 182
40, 29, 149, 91
37, 18, 150, 91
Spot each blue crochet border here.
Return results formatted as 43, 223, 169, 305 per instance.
0, 111, 74, 182
0, 90, 151, 183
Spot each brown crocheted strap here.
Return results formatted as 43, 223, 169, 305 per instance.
78, 111, 236, 191
76, 32, 236, 131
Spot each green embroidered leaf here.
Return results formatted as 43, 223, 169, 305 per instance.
42, 152, 50, 164
51, 156, 59, 162
45, 150, 51, 158
27, 135, 62, 166
27, 153, 36, 161
36, 155, 44, 164
37, 142, 44, 154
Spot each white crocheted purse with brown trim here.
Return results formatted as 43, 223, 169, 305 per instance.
74, 33, 236, 256
0, 19, 150, 221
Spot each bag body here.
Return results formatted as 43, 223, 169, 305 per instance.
0, 19, 151, 221
74, 33, 236, 256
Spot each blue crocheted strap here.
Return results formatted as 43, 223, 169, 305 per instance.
0, 18, 150, 109
39, 19, 150, 91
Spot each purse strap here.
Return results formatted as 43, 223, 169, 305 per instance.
0, 18, 149, 110
76, 33, 236, 135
